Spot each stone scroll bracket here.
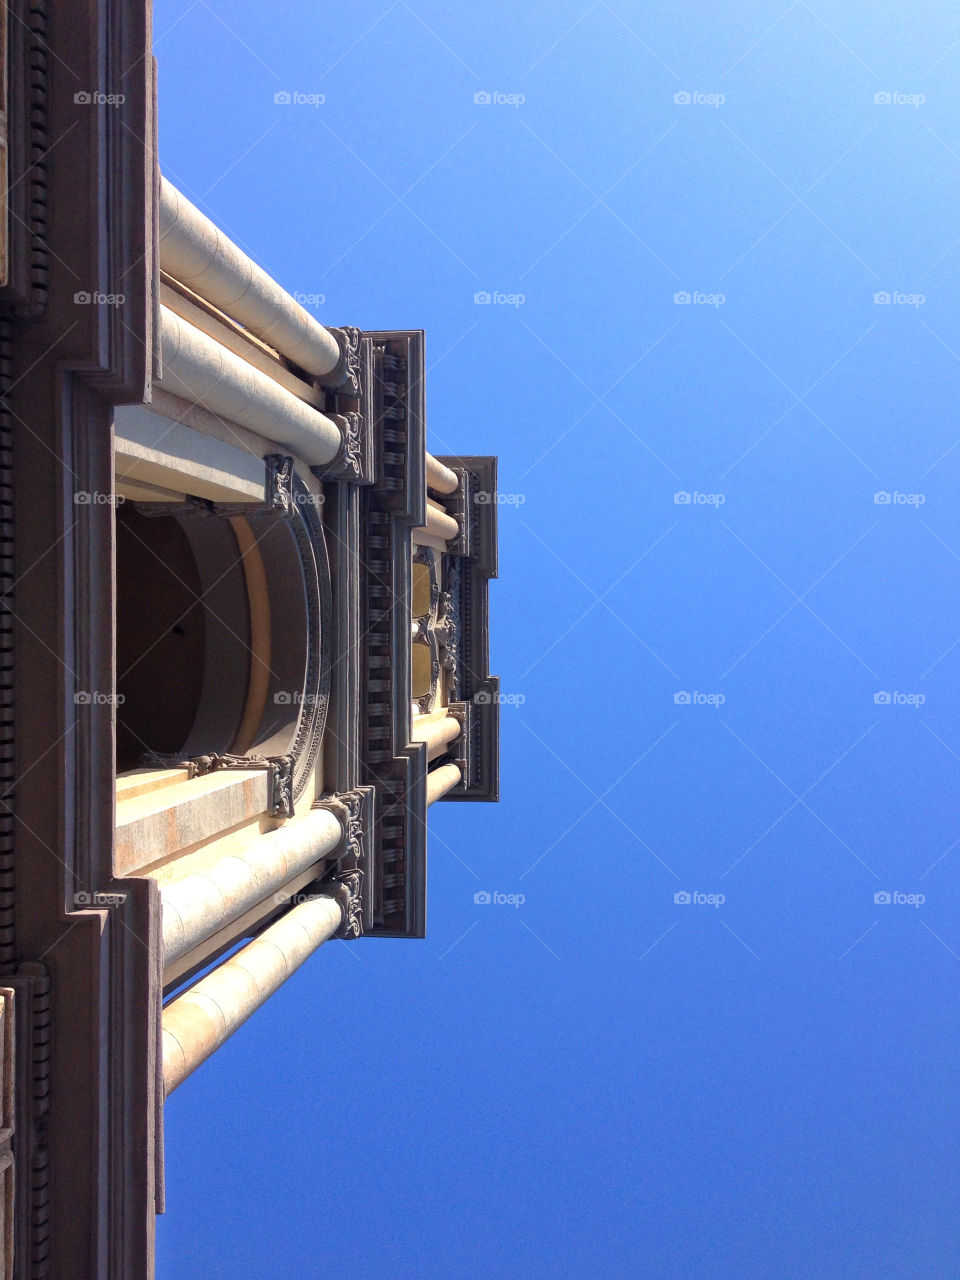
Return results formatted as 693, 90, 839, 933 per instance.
322, 326, 363, 400
313, 410, 375, 486
311, 328, 376, 486
313, 786, 375, 938
322, 869, 364, 940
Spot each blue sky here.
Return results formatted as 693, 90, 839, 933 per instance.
155, 3, 960, 1276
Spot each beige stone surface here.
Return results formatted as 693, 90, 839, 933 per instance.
116, 767, 191, 802
115, 769, 271, 876
114, 404, 267, 503
159, 279, 327, 409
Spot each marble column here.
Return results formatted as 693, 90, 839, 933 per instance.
162, 886, 355, 1095
159, 807, 344, 967
426, 763, 462, 806
411, 714, 461, 762
425, 453, 458, 495
159, 178, 342, 378
421, 500, 459, 543
157, 306, 342, 466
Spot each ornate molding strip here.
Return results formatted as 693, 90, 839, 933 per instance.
436, 557, 462, 702
355, 331, 427, 936
0, 320, 14, 970
0, 0, 50, 316
143, 751, 296, 820
439, 466, 474, 559
7, 963, 51, 1279
433, 456, 499, 804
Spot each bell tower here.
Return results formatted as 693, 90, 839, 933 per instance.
0, 5, 498, 1271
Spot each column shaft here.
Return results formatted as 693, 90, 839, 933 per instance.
420, 499, 458, 543
159, 178, 342, 377
162, 894, 342, 1094
411, 714, 461, 762
157, 306, 342, 466
159, 807, 343, 966
426, 763, 462, 805
425, 453, 458, 494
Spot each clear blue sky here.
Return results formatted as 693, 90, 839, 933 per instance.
154, 3, 960, 1276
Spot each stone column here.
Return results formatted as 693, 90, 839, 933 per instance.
420, 499, 459, 543
425, 453, 458, 495
411, 714, 461, 762
159, 807, 344, 967
159, 178, 342, 378
157, 306, 343, 466
426, 763, 462, 806
162, 877, 359, 1095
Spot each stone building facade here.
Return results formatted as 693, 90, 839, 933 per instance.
0, 0, 498, 1273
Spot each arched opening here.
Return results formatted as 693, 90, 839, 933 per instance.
115, 474, 330, 804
